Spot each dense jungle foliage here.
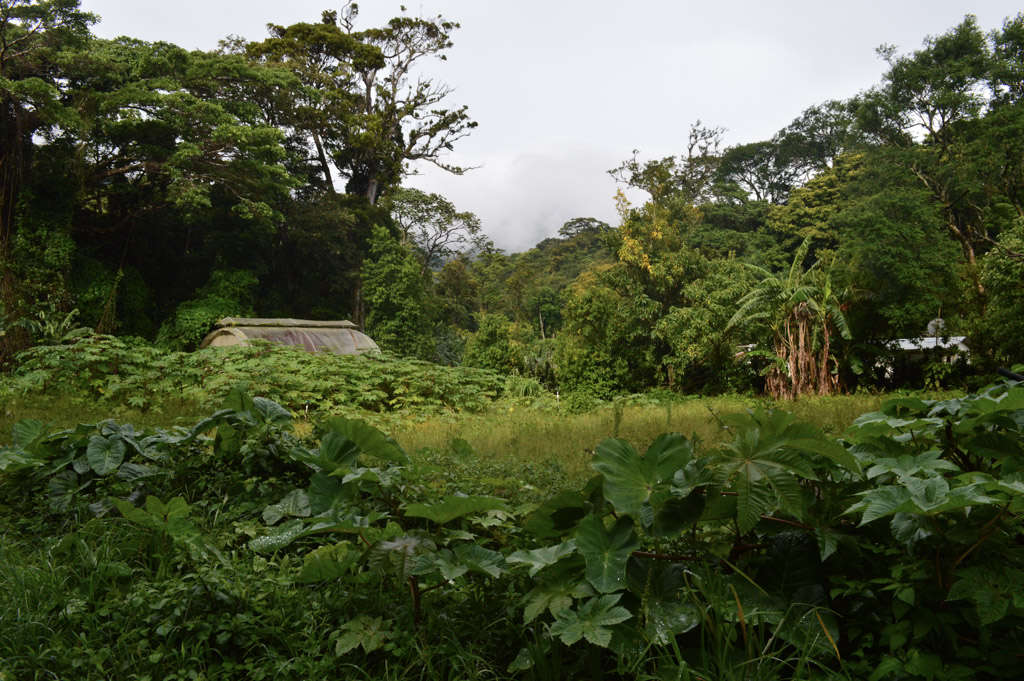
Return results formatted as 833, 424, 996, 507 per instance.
1, 2, 1022, 401
3, 3, 1024, 677
2, 377, 1024, 679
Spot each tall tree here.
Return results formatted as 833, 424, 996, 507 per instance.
0, 0, 93, 309
247, 3, 476, 204
245, 12, 366, 192
856, 16, 997, 294
385, 187, 483, 274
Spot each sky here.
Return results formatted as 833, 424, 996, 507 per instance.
81, 0, 1022, 252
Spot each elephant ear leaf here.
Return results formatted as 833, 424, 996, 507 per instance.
524, 490, 588, 538
86, 435, 127, 476
404, 495, 506, 525
12, 419, 49, 454
321, 417, 410, 464
221, 387, 256, 416
592, 434, 693, 517
575, 515, 640, 593
644, 433, 695, 482
252, 397, 292, 425
316, 431, 362, 471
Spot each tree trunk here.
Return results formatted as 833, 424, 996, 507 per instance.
312, 131, 335, 193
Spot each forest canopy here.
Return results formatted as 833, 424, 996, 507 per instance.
1, 2, 1023, 397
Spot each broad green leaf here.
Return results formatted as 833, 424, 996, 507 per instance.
334, 616, 392, 656
507, 648, 534, 672
115, 463, 163, 482
575, 515, 640, 593
700, 493, 737, 522
0, 446, 45, 473
626, 561, 700, 643
48, 470, 91, 511
520, 565, 594, 623
508, 540, 578, 577
971, 386, 1024, 414
263, 489, 312, 525
889, 513, 934, 551
215, 423, 240, 456
759, 465, 805, 518
524, 490, 587, 538
252, 396, 292, 425
221, 386, 255, 415
294, 541, 360, 583
145, 495, 189, 520
372, 535, 437, 583
454, 544, 506, 579
307, 473, 348, 514
314, 430, 361, 471
782, 423, 862, 474
549, 594, 633, 647
114, 498, 164, 532
180, 409, 234, 444
947, 566, 1023, 625
146, 496, 196, 538
86, 435, 127, 476
115, 496, 196, 539
249, 513, 376, 553
321, 416, 410, 464
759, 532, 823, 602
651, 491, 704, 538
12, 419, 48, 452
847, 487, 913, 525
341, 467, 382, 485
734, 466, 777, 534
591, 434, 692, 517
814, 527, 840, 561
867, 657, 905, 681
413, 549, 467, 581
904, 651, 943, 681
404, 495, 506, 526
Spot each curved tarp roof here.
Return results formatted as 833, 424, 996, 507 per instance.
199, 317, 379, 355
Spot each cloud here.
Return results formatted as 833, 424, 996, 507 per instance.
407, 142, 628, 252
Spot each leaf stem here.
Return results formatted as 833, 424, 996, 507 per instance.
954, 504, 1009, 566
632, 550, 706, 562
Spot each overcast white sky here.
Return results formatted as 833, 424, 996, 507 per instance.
81, 1, 1021, 252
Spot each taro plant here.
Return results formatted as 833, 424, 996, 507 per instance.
245, 407, 513, 631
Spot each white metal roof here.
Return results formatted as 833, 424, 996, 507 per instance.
891, 336, 968, 351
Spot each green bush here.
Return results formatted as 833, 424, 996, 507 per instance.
155, 269, 259, 351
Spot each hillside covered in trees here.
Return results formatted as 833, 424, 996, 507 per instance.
2, 1, 1023, 397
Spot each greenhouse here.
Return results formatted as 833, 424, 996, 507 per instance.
199, 317, 380, 355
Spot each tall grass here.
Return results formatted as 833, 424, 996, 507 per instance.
388, 393, 901, 494
0, 394, 205, 436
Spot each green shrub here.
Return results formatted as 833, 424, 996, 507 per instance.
155, 269, 258, 351
8, 335, 505, 415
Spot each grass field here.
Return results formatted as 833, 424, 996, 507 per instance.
1, 390, 912, 503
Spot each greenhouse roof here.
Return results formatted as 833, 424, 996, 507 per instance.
199, 318, 379, 355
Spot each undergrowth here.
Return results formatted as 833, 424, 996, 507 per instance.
2, 377, 1021, 680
